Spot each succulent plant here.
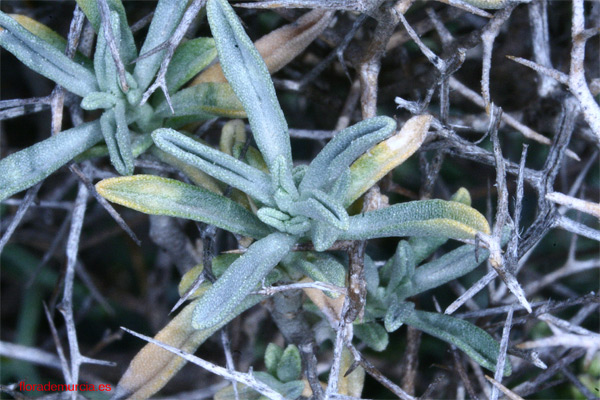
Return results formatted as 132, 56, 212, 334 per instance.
90, 1, 510, 398
97, 0, 491, 332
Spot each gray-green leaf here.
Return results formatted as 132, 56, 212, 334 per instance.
386, 302, 511, 376
76, 0, 137, 64
166, 38, 217, 93
207, 0, 294, 188
385, 240, 415, 297
155, 83, 245, 120
152, 128, 274, 205
95, 175, 272, 238
192, 232, 297, 330
0, 120, 103, 201
341, 200, 491, 242
407, 188, 473, 264
133, 0, 188, 91
99, 102, 133, 176
300, 116, 396, 192
0, 11, 98, 97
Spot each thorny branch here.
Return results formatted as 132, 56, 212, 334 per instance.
1, 0, 598, 399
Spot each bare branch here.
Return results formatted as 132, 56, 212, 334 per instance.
121, 327, 287, 400
545, 192, 600, 219
490, 306, 513, 400
0, 184, 41, 254
480, 5, 516, 112
485, 375, 524, 400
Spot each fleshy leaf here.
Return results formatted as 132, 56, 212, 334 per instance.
290, 189, 349, 231
95, 175, 272, 238
399, 244, 490, 300
385, 240, 415, 297
152, 128, 274, 205
99, 103, 133, 176
408, 188, 473, 264
386, 303, 512, 376
277, 345, 302, 382
155, 83, 246, 120
0, 11, 98, 97
398, 224, 512, 299
257, 208, 310, 235
192, 233, 297, 330
300, 116, 396, 192
345, 115, 431, 207
133, 0, 188, 91
309, 221, 341, 252
354, 322, 389, 351
75, 0, 137, 64
264, 343, 283, 376
10, 14, 93, 69
166, 38, 217, 93
341, 200, 491, 242
151, 147, 223, 195
81, 91, 118, 110
207, 0, 294, 187
93, 10, 121, 93
0, 121, 103, 201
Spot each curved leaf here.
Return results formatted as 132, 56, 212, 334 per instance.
207, 0, 294, 187
399, 224, 512, 299
0, 11, 98, 97
404, 245, 490, 299
133, 0, 188, 91
75, 0, 137, 63
152, 128, 274, 205
290, 189, 349, 230
10, 14, 93, 69
300, 116, 396, 192
385, 240, 415, 297
192, 232, 297, 330
151, 147, 223, 195
407, 187, 472, 264
93, 10, 121, 93
386, 303, 512, 376
345, 115, 431, 206
95, 175, 272, 238
155, 83, 245, 119
0, 120, 103, 201
166, 38, 217, 93
340, 200, 491, 242
100, 102, 133, 176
